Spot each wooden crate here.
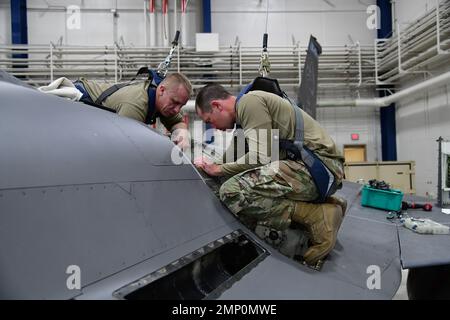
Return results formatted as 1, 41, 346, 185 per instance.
344, 161, 415, 194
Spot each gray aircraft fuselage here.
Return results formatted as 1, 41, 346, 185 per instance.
0, 72, 407, 299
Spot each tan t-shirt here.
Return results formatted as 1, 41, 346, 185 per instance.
220, 90, 344, 176
79, 78, 183, 130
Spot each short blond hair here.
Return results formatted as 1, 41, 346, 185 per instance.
162, 72, 192, 97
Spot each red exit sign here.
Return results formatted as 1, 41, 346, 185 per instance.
351, 133, 360, 141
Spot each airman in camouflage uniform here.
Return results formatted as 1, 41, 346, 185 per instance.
194, 84, 346, 267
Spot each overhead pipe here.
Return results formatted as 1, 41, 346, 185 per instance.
173, 0, 179, 71
396, 23, 429, 77
436, 0, 450, 54
181, 0, 187, 47
112, 0, 119, 45
162, 0, 169, 47
4, 3, 448, 91
317, 71, 450, 107
143, 0, 147, 46
149, 0, 156, 47
173, 0, 178, 43
376, 12, 450, 83
375, 1, 450, 83
180, 71, 450, 113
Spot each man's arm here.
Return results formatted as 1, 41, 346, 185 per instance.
220, 95, 273, 176
116, 102, 146, 122
170, 121, 187, 132
194, 157, 223, 177
160, 112, 184, 131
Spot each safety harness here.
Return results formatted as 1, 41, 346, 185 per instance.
76, 68, 162, 125
77, 31, 180, 125
235, 76, 338, 203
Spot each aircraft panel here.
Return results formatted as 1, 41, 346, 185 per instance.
0, 81, 198, 191
78, 183, 403, 300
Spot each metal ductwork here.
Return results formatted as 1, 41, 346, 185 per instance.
317, 71, 450, 108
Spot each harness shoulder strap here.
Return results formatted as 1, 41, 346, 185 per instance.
95, 66, 163, 106
292, 107, 337, 202
144, 86, 158, 125
94, 82, 131, 105
281, 95, 337, 202
285, 94, 304, 150
135, 66, 152, 80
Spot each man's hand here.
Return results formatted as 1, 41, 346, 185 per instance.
171, 125, 190, 151
172, 129, 190, 150
194, 156, 223, 177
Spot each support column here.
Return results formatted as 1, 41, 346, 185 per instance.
377, 0, 397, 161
202, 0, 211, 33
181, 0, 187, 47
11, 0, 28, 66
202, 0, 214, 143
11, 0, 28, 45
163, 0, 169, 47
149, 0, 156, 47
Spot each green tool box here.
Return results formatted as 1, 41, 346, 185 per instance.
360, 185, 404, 211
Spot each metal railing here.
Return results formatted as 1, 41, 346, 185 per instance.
0, 0, 448, 98
0, 42, 376, 98
375, 0, 450, 85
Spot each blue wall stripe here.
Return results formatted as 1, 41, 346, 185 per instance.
202, 0, 214, 143
377, 0, 397, 161
11, 0, 28, 45
11, 0, 28, 64
202, 0, 211, 33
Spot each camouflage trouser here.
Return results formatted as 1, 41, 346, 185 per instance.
219, 159, 344, 230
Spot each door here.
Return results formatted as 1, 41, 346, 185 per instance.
344, 145, 367, 163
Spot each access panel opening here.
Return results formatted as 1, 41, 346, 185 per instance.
114, 230, 268, 300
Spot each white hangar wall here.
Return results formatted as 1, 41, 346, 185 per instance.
0, 0, 202, 47
396, 71, 450, 198
317, 106, 382, 164
0, 0, 11, 44
394, 0, 450, 198
211, 0, 378, 47
1, 0, 378, 47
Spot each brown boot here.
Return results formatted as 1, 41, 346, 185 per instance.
325, 195, 347, 234
325, 195, 347, 217
292, 201, 344, 267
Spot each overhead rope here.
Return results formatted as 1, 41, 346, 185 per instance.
259, 0, 271, 77
157, 30, 180, 77
162, 0, 168, 43
265, 0, 269, 34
